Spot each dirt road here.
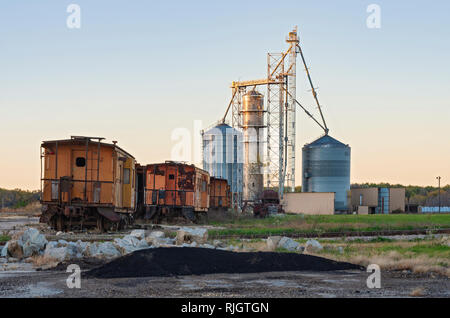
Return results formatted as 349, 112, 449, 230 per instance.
0, 268, 448, 298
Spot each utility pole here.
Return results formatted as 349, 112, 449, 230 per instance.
436, 176, 441, 213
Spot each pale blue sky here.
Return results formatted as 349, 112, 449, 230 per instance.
1, 0, 449, 189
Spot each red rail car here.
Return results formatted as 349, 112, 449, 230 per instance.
209, 177, 231, 211
136, 161, 210, 222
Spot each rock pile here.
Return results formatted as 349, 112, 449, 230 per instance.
1, 226, 225, 265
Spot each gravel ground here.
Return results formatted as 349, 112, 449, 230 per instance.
0, 216, 40, 231
1, 213, 449, 298
0, 268, 448, 298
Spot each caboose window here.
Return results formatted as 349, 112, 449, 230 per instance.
169, 174, 174, 180
76, 157, 86, 167
124, 168, 130, 184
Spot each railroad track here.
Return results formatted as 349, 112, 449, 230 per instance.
210, 228, 450, 239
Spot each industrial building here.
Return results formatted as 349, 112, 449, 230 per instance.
282, 192, 335, 215
351, 187, 405, 214
302, 135, 351, 212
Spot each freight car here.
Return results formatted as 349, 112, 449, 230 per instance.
136, 161, 210, 222
209, 177, 231, 211
40, 136, 136, 232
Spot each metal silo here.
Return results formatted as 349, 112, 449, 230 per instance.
242, 90, 265, 202
202, 123, 243, 209
302, 135, 351, 211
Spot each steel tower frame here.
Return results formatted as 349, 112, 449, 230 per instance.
223, 28, 299, 200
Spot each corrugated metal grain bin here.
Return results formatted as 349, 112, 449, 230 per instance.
302, 135, 351, 211
202, 123, 243, 209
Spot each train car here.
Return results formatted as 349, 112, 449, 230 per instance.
139, 161, 209, 222
40, 136, 136, 231
209, 177, 231, 211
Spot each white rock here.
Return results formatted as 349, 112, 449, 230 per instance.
151, 237, 175, 247
201, 244, 215, 249
130, 230, 146, 240
113, 236, 142, 255
44, 245, 69, 261
277, 237, 301, 252
43, 241, 78, 261
89, 243, 99, 255
122, 235, 141, 247
95, 242, 121, 258
46, 241, 58, 249
75, 240, 90, 256
148, 231, 165, 239
56, 231, 64, 236
66, 243, 79, 259
176, 227, 208, 245
137, 239, 149, 249
18, 228, 48, 258
1, 243, 9, 257
266, 236, 282, 251
57, 240, 69, 246
305, 239, 323, 252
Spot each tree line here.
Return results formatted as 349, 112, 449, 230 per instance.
0, 188, 41, 210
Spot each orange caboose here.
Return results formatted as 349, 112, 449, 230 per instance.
209, 177, 231, 210
40, 136, 136, 231
141, 161, 209, 221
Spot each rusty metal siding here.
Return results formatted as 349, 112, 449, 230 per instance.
145, 162, 209, 212
41, 139, 135, 212
210, 177, 230, 209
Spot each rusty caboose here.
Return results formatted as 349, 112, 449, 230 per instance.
40, 136, 136, 231
209, 177, 231, 211
137, 161, 210, 222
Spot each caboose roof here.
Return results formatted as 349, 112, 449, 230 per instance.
41, 137, 135, 159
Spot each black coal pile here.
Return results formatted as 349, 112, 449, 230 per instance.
85, 247, 363, 279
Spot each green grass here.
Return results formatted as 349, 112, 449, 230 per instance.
207, 214, 450, 238
376, 243, 450, 258
314, 238, 450, 259
0, 235, 11, 243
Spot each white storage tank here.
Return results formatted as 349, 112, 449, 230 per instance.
202, 123, 243, 209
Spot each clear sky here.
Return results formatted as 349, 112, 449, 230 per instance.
1, 0, 449, 190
